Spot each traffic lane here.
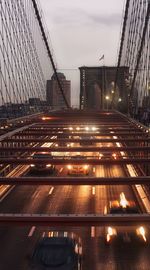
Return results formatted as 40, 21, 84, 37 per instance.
0, 186, 93, 269
27, 163, 102, 263
0, 165, 64, 213
40, 165, 106, 270
97, 233, 150, 270
94, 164, 139, 215
0, 162, 142, 218
0, 184, 55, 213
95, 166, 150, 270
0, 164, 148, 270
0, 168, 65, 269
0, 160, 94, 267
105, 164, 141, 211
2, 168, 98, 269
0, 226, 39, 270
33, 185, 98, 270
0, 180, 80, 269
0, 159, 95, 215
88, 164, 148, 270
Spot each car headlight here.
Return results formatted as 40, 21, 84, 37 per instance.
85, 127, 89, 131
67, 165, 72, 170
46, 164, 51, 168
31, 164, 35, 167
107, 227, 114, 236
112, 153, 117, 159
92, 127, 96, 131
74, 243, 78, 254
136, 226, 146, 242
76, 127, 80, 131
106, 227, 117, 242
99, 153, 103, 159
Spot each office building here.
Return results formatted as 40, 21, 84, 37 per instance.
46, 73, 71, 109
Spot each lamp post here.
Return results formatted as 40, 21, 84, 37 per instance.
105, 96, 110, 110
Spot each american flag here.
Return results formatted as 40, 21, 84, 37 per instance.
99, 54, 104, 61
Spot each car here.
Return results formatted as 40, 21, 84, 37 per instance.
109, 192, 139, 214
105, 193, 147, 244
67, 155, 89, 175
30, 152, 55, 173
80, 135, 94, 146
105, 225, 147, 244
31, 237, 82, 270
55, 142, 71, 147
99, 152, 117, 160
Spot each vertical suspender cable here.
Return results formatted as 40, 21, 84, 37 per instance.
31, 0, 70, 108
113, 0, 130, 106
130, 3, 150, 97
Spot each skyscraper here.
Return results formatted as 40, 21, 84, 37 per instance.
46, 73, 71, 109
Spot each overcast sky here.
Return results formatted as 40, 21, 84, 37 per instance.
40, 0, 125, 106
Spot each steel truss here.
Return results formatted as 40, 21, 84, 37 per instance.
0, 158, 149, 165
0, 146, 149, 152
0, 176, 149, 185
0, 213, 150, 226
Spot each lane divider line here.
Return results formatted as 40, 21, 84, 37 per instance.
91, 226, 95, 238
49, 187, 54, 195
92, 186, 96, 195
28, 226, 36, 237
59, 167, 63, 173
42, 232, 45, 238
0, 186, 15, 202
93, 167, 96, 173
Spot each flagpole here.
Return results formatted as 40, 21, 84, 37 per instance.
99, 54, 105, 109
103, 55, 105, 66
103, 55, 106, 110
103, 55, 105, 110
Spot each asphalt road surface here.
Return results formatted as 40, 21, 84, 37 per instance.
0, 162, 150, 270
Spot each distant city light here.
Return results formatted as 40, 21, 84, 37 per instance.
92, 127, 96, 131
42, 117, 52, 120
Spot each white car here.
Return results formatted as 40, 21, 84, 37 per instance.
105, 193, 147, 244
67, 155, 89, 175
30, 152, 55, 173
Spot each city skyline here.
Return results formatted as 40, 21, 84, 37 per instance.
40, 0, 125, 106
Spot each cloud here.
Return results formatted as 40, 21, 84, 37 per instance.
43, 6, 122, 27
50, 8, 86, 25
40, 0, 124, 106
86, 13, 122, 26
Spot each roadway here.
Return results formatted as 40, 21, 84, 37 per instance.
0, 163, 150, 269
0, 115, 149, 270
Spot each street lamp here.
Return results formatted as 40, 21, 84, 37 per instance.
118, 98, 122, 102
105, 96, 110, 110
